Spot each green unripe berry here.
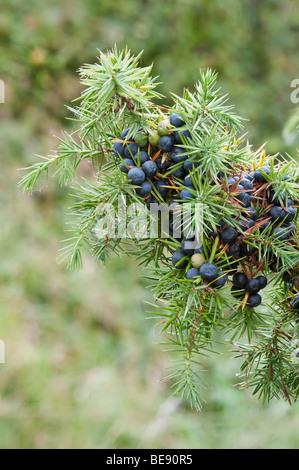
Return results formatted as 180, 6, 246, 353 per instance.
157, 120, 171, 136
148, 129, 160, 146
191, 253, 205, 269
134, 131, 148, 147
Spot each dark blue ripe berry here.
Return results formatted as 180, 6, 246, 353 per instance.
113, 142, 125, 158
155, 156, 170, 171
186, 267, 200, 280
245, 278, 261, 294
238, 219, 255, 231
256, 275, 268, 290
233, 272, 248, 289
247, 293, 262, 308
254, 166, 270, 183
269, 190, 289, 207
228, 243, 241, 258
239, 178, 254, 191
221, 227, 238, 244
124, 143, 140, 159
174, 129, 191, 145
199, 263, 218, 282
211, 273, 227, 288
170, 165, 186, 179
135, 180, 152, 196
183, 159, 200, 173
285, 206, 296, 223
121, 128, 131, 140
157, 135, 174, 153
170, 147, 189, 163
184, 175, 193, 186
172, 250, 188, 269
138, 151, 150, 165
272, 226, 292, 241
120, 158, 134, 173
154, 179, 169, 198
170, 113, 185, 127
236, 192, 252, 208
180, 189, 195, 200
241, 241, 258, 256
290, 295, 299, 310
282, 271, 291, 283
243, 206, 258, 221
269, 206, 287, 223
222, 176, 236, 186
142, 160, 158, 179
127, 167, 146, 185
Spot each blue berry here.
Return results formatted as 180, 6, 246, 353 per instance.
157, 135, 174, 153
221, 227, 238, 244
113, 142, 125, 158
174, 129, 191, 145
154, 179, 169, 198
184, 175, 193, 186
120, 158, 134, 173
233, 272, 248, 289
142, 160, 158, 179
239, 178, 254, 191
272, 226, 292, 241
254, 166, 270, 183
269, 258, 282, 272
236, 192, 252, 208
211, 273, 227, 288
121, 128, 131, 140
135, 180, 152, 196
127, 167, 146, 185
241, 241, 258, 256
199, 263, 218, 282
146, 195, 159, 206
138, 151, 150, 165
155, 156, 170, 171
256, 276, 267, 289
285, 206, 296, 223
124, 143, 139, 158
170, 147, 189, 163
183, 159, 200, 173
170, 113, 185, 127
172, 250, 188, 269
243, 206, 257, 220
227, 243, 241, 258
231, 286, 245, 299
247, 293, 262, 307
269, 206, 287, 223
170, 165, 186, 179
245, 278, 261, 294
290, 295, 299, 310
269, 190, 290, 207
180, 189, 195, 200
186, 267, 200, 280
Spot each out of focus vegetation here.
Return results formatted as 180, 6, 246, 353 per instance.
0, 0, 298, 449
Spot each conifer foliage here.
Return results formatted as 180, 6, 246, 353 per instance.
20, 47, 299, 410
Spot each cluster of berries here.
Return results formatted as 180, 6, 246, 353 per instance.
114, 114, 298, 310
172, 242, 228, 288
231, 271, 267, 307
113, 113, 196, 202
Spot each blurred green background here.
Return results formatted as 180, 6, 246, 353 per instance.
0, 0, 298, 449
